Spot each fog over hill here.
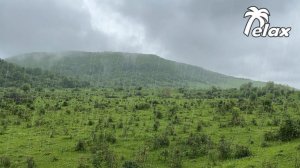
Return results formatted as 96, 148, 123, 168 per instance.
0, 1, 299, 87
6, 51, 263, 88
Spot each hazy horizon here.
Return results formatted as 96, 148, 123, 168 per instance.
0, 0, 299, 88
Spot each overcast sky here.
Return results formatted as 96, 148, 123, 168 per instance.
0, 0, 299, 87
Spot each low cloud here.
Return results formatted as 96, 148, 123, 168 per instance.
0, 0, 299, 87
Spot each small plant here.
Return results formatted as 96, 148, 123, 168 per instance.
0, 156, 11, 168
218, 136, 232, 160
77, 157, 89, 168
208, 150, 218, 166
27, 157, 36, 168
153, 120, 160, 131
196, 122, 203, 132
169, 149, 182, 168
160, 149, 169, 162
105, 132, 117, 144
264, 131, 278, 141
154, 111, 163, 119
262, 159, 278, 168
88, 120, 94, 126
261, 141, 270, 148
135, 103, 151, 110
75, 140, 86, 151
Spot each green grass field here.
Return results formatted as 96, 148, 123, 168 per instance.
1, 85, 300, 168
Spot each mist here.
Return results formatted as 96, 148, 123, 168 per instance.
0, 0, 299, 87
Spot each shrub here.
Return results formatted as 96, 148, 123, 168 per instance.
62, 101, 68, 107
152, 134, 170, 149
169, 149, 182, 168
88, 120, 94, 126
185, 133, 212, 158
196, 122, 203, 132
234, 145, 252, 158
154, 111, 163, 119
77, 162, 89, 168
92, 142, 118, 168
251, 118, 257, 126
262, 160, 278, 168
278, 119, 299, 141
264, 131, 278, 141
261, 141, 270, 148
160, 149, 169, 161
0, 156, 11, 168
153, 120, 160, 131
21, 84, 31, 93
230, 109, 245, 126
122, 161, 139, 168
218, 136, 232, 160
135, 103, 150, 110
165, 124, 176, 136
75, 140, 86, 151
105, 132, 117, 144
27, 157, 36, 168
208, 150, 218, 166
295, 157, 300, 168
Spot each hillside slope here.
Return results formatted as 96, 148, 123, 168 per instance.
0, 58, 89, 88
7, 51, 262, 88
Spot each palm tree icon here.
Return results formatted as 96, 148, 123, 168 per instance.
244, 6, 270, 36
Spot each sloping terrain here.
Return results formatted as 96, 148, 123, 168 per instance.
0, 58, 89, 88
7, 51, 263, 88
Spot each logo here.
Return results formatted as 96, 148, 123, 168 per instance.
243, 6, 291, 37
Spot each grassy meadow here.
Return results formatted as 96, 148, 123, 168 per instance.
1, 83, 300, 168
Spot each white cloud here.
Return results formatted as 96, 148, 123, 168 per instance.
83, 0, 166, 55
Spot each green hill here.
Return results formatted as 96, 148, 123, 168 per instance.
0, 58, 89, 88
6, 51, 263, 88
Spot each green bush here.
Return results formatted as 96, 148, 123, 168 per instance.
75, 140, 86, 151
234, 145, 252, 158
169, 149, 182, 168
185, 133, 212, 158
278, 119, 299, 141
264, 131, 278, 141
152, 134, 170, 149
135, 103, 150, 110
105, 132, 117, 144
122, 161, 139, 168
27, 157, 36, 168
0, 156, 11, 168
218, 136, 232, 160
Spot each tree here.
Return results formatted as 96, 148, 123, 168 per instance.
278, 119, 299, 141
240, 82, 253, 98
21, 83, 31, 93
